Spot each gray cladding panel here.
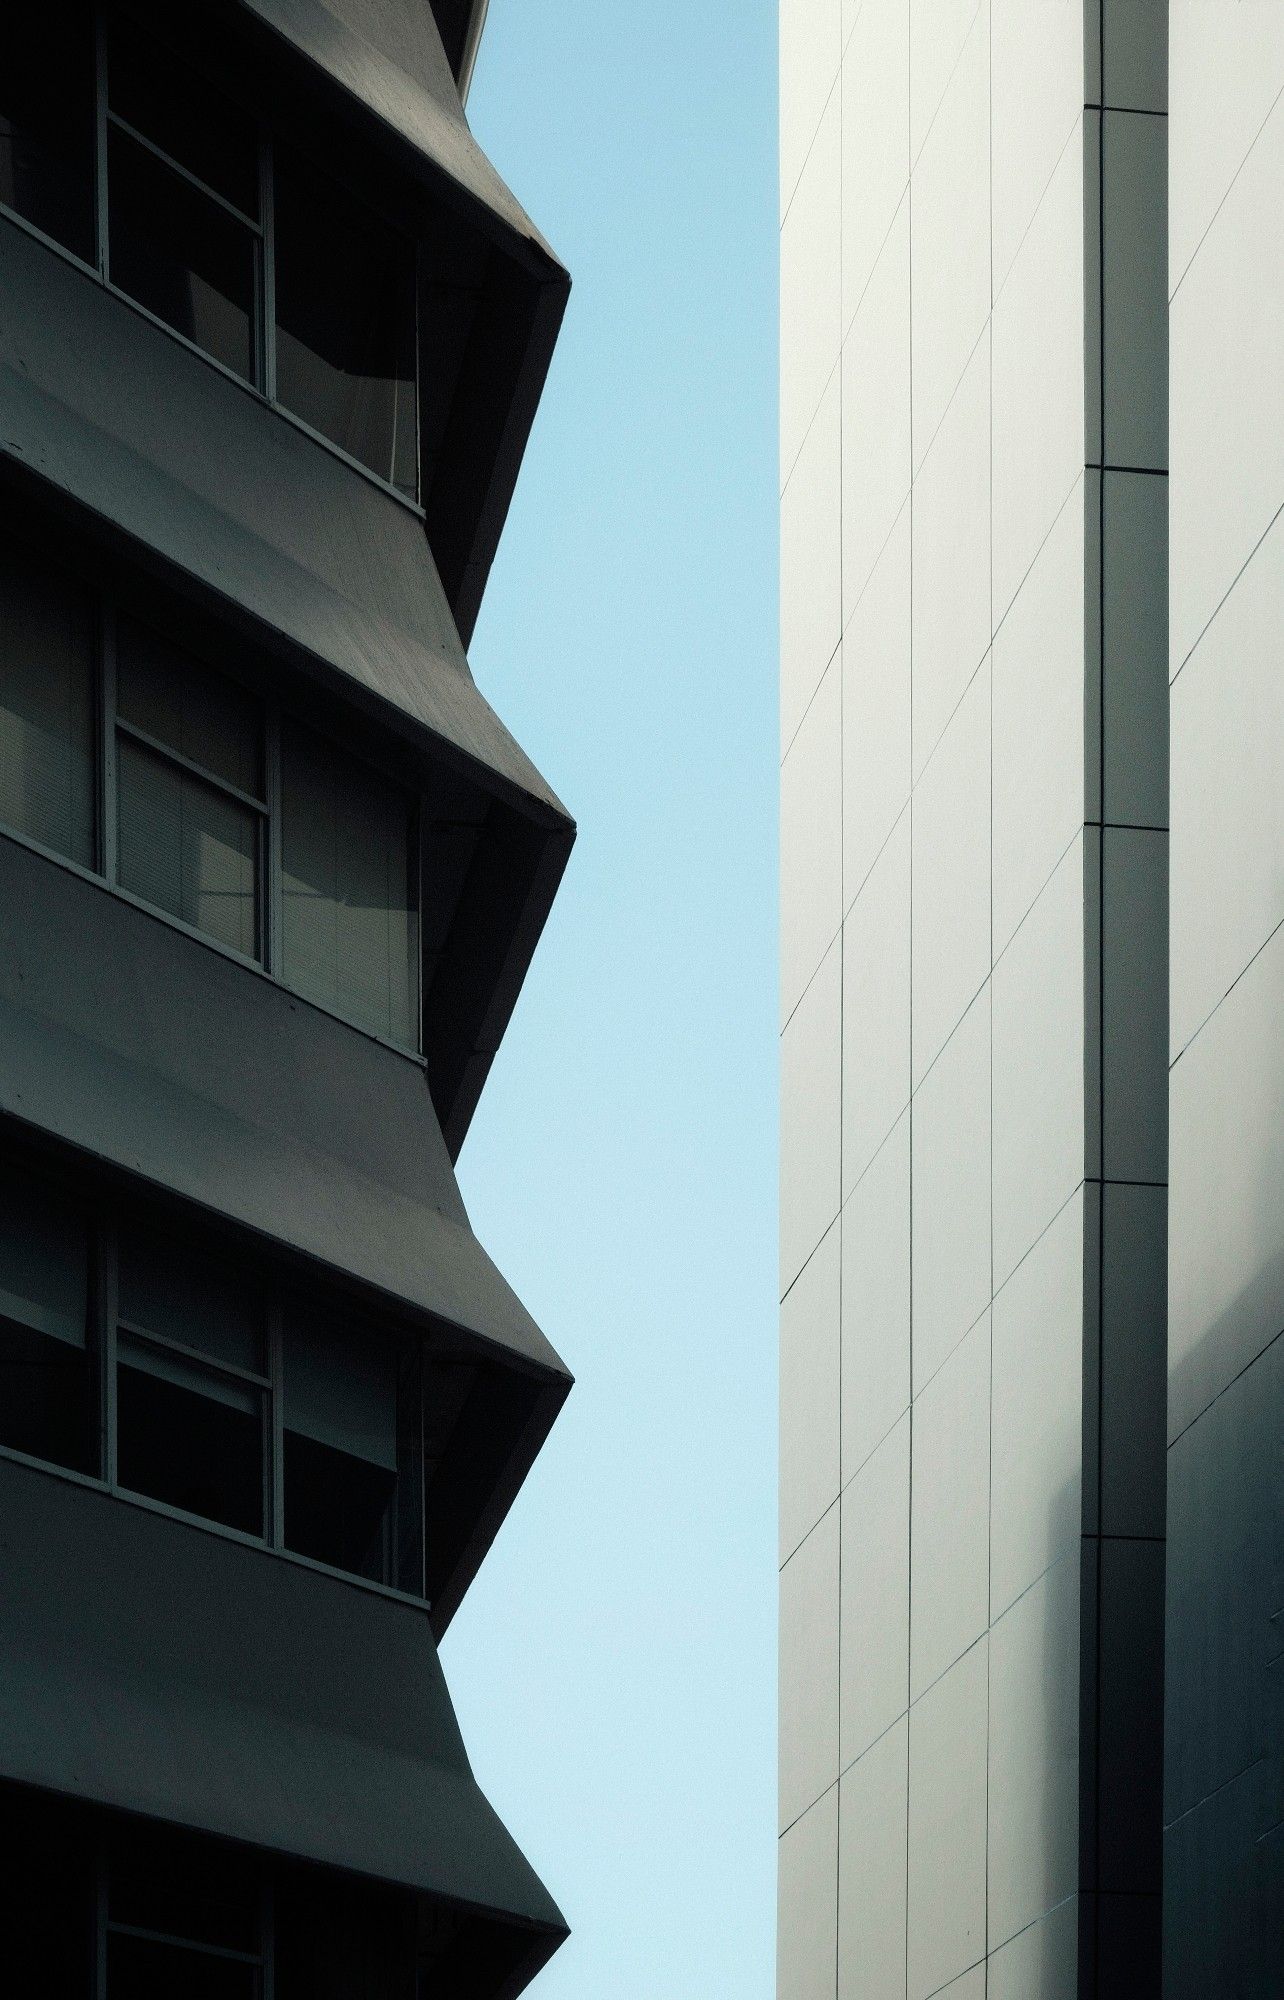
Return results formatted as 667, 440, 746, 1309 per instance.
0, 218, 566, 825
1100, 0, 1168, 113
1102, 471, 1168, 829
0, 836, 567, 1382
0, 1453, 565, 1934
1102, 112, 1168, 471
1164, 1338, 1283, 1825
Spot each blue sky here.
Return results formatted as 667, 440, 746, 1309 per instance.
440, 5, 779, 1995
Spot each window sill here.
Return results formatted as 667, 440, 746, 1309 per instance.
0, 201, 428, 522
0, 1437, 434, 1617
0, 822, 428, 1072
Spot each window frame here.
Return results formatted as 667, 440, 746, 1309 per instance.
0, 0, 425, 511
0, 1164, 433, 1609
109, 604, 272, 968
0, 569, 426, 1060
97, 1837, 273, 2000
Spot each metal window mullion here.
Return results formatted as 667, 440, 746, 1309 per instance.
266, 706, 283, 977
114, 720, 269, 817
101, 603, 118, 886
418, 1339, 427, 1600
260, 132, 277, 402
413, 800, 425, 1056
411, 235, 422, 500
105, 1921, 266, 1971
268, 1301, 284, 1551
105, 113, 263, 233
260, 1874, 276, 2000
94, 1847, 110, 2000
101, 1224, 118, 1492
94, 1, 110, 278
115, 1317, 271, 1391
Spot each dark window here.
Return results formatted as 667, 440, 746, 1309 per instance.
1, 15, 431, 502
0, 545, 426, 1045
106, 18, 260, 381
274, 148, 418, 495
0, 1787, 94, 1998
0, 1177, 94, 1475
115, 615, 265, 960
107, 12, 259, 217
115, 1232, 267, 1537
276, 1866, 417, 2000
107, 127, 257, 380
0, 1152, 472, 1599
108, 1819, 263, 2000
282, 1310, 408, 1586
282, 721, 419, 1046
0, 544, 96, 868
0, 2, 96, 259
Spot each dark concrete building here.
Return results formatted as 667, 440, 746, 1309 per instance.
0, 2, 572, 1993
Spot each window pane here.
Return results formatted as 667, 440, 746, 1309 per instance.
0, 544, 96, 867
282, 1312, 400, 1584
118, 1231, 264, 1375
107, 1934, 259, 2000
117, 1342, 263, 1536
110, 1818, 260, 1955
395, 1342, 424, 1597
0, 1179, 93, 1474
117, 617, 263, 798
0, 2, 96, 259
117, 736, 260, 959
0, 1786, 94, 1999
109, 126, 256, 381
275, 1867, 416, 2000
274, 150, 417, 495
107, 13, 258, 218
281, 724, 418, 1045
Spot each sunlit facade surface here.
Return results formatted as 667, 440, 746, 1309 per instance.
779, 4, 1170, 1993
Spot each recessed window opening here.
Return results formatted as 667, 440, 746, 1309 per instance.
0, 0, 424, 499
0, 542, 96, 869
275, 1864, 418, 2000
0, 4, 96, 262
274, 145, 419, 495
0, 542, 424, 1050
115, 1231, 268, 1538
116, 615, 266, 961
0, 1175, 93, 1474
282, 720, 420, 1047
0, 1164, 463, 1600
281, 1308, 423, 1590
107, 1818, 264, 2000
0, 1788, 443, 2000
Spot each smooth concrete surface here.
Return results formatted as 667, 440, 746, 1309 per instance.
0, 0, 572, 1983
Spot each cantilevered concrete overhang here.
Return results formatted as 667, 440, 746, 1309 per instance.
0, 213, 573, 1156
430, 0, 491, 100
0, 1456, 567, 1994
0, 834, 570, 1631
208, 0, 571, 640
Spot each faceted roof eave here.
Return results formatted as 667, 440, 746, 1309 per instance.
236, 0, 567, 278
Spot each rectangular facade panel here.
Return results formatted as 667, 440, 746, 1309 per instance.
780, 4, 1169, 1993
1168, 22, 1284, 1985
